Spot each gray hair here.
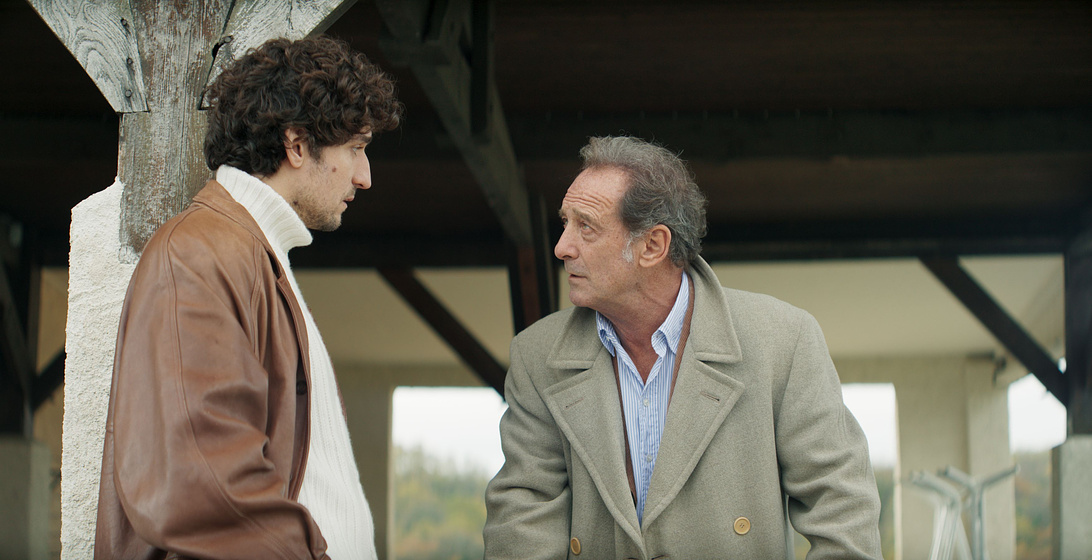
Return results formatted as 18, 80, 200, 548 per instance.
579, 136, 708, 267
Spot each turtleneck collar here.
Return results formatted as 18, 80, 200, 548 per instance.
216, 165, 312, 253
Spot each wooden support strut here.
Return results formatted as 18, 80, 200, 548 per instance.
921, 256, 1068, 403
0, 254, 35, 436
27, 0, 149, 113
379, 267, 507, 395
200, 0, 361, 108
376, 0, 533, 247
377, 0, 555, 345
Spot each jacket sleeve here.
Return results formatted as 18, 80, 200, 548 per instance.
483, 335, 573, 559
775, 310, 883, 559
109, 221, 329, 560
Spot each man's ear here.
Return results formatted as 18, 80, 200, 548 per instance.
283, 128, 308, 169
637, 225, 672, 268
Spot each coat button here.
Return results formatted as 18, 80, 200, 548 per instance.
734, 516, 751, 535
296, 380, 306, 395
569, 537, 581, 555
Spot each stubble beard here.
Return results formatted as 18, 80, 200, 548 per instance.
292, 191, 343, 232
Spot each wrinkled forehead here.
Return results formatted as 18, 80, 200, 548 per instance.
560, 167, 629, 219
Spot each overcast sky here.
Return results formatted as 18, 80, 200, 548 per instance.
392, 374, 1067, 477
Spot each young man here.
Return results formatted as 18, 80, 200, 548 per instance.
484, 136, 882, 558
94, 36, 402, 559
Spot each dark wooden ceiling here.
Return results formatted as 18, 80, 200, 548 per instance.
1, 0, 1090, 267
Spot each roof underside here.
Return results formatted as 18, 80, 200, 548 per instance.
0, 0, 1089, 267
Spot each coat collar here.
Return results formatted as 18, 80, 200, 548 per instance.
545, 256, 742, 369
541, 257, 746, 536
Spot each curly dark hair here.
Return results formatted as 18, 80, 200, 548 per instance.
203, 35, 403, 175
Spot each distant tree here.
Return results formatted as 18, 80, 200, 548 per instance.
393, 445, 489, 560
1013, 451, 1052, 560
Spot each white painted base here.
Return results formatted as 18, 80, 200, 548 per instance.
61, 181, 136, 560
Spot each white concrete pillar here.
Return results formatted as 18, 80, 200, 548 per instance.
339, 368, 395, 560
963, 358, 1016, 560
1052, 435, 1092, 559
0, 437, 51, 560
61, 182, 136, 559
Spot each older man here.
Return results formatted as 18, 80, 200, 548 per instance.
484, 136, 882, 559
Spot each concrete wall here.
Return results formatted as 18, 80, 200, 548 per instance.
837, 356, 1016, 560
0, 437, 51, 560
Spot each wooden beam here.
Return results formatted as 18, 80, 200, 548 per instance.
28, 0, 149, 113
378, 267, 506, 394
31, 351, 65, 412
703, 233, 1066, 263
921, 256, 1067, 403
284, 221, 1068, 270
292, 232, 508, 268
1065, 231, 1092, 433
507, 189, 559, 332
529, 190, 559, 318
508, 246, 540, 334
201, 0, 360, 107
0, 257, 33, 436
505, 108, 1092, 160
376, 0, 532, 246
470, 0, 494, 140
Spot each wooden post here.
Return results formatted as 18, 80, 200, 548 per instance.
1065, 230, 1092, 434
30, 0, 360, 258
115, 1, 229, 258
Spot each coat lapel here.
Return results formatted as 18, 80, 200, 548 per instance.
541, 258, 745, 538
542, 311, 644, 545
642, 258, 746, 527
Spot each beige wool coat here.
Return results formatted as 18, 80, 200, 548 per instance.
484, 257, 882, 559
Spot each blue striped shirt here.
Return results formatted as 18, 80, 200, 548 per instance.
595, 271, 690, 525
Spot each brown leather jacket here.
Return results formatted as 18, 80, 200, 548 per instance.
94, 181, 329, 559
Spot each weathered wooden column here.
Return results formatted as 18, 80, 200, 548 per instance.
1055, 229, 1092, 558
26, 1, 361, 557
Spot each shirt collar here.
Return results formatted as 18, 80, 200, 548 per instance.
215, 165, 312, 253
596, 270, 690, 358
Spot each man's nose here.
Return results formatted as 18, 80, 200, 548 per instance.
354, 154, 372, 190
554, 225, 576, 260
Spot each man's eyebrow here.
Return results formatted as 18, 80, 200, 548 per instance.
559, 207, 596, 226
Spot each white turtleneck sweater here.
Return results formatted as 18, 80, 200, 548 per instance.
216, 165, 377, 560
